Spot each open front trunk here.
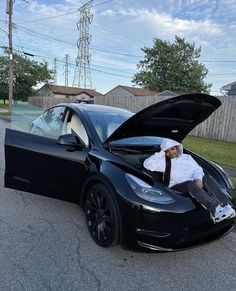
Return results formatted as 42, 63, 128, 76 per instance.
110, 144, 160, 172
109, 143, 231, 193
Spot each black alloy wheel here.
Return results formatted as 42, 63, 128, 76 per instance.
85, 183, 119, 247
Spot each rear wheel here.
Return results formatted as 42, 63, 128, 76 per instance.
85, 183, 119, 247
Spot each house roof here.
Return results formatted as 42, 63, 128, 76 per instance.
120, 85, 158, 96
41, 84, 103, 97
157, 90, 179, 96
105, 85, 158, 96
221, 81, 236, 91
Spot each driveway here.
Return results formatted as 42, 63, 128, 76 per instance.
0, 119, 236, 291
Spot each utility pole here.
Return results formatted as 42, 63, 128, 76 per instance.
53, 57, 57, 85
73, 0, 93, 88
64, 54, 69, 86
6, 0, 14, 112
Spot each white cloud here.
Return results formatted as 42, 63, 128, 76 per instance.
101, 8, 222, 40
1, 0, 236, 94
102, 9, 116, 17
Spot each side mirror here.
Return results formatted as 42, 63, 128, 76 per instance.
57, 134, 83, 147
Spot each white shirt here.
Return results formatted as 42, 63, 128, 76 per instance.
143, 150, 204, 188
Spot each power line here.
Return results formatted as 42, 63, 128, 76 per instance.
93, 0, 114, 7
3, 42, 236, 81
16, 0, 114, 24
17, 9, 79, 24
8, 46, 235, 91
12, 45, 135, 75
91, 25, 142, 46
10, 47, 133, 79
16, 25, 143, 58
13, 25, 236, 63
11, 47, 226, 87
90, 46, 143, 58
17, 25, 76, 48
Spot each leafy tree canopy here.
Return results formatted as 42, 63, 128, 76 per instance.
0, 48, 53, 102
132, 36, 212, 93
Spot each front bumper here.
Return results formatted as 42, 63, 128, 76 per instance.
119, 201, 235, 252
136, 220, 234, 252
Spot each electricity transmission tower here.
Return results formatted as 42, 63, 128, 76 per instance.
73, 0, 93, 88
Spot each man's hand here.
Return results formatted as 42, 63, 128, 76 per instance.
195, 179, 203, 188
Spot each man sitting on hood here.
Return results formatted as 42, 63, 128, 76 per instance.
143, 138, 235, 223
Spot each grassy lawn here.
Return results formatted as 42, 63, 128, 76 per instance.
0, 112, 10, 116
0, 101, 9, 114
183, 135, 236, 168
232, 178, 236, 190
0, 103, 8, 109
183, 136, 236, 203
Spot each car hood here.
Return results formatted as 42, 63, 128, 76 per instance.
104, 93, 221, 143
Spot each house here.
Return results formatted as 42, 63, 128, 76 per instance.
35, 84, 103, 101
221, 81, 236, 95
104, 85, 158, 98
156, 90, 179, 97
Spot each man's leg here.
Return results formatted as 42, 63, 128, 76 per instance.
203, 175, 233, 206
171, 181, 219, 214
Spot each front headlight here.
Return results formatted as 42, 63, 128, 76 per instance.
126, 174, 175, 204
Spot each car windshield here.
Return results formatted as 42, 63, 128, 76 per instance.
110, 136, 163, 147
86, 109, 133, 142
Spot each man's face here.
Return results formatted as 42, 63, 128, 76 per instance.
165, 146, 178, 159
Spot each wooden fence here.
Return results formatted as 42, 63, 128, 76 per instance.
28, 95, 236, 142
28, 96, 79, 109
94, 95, 236, 142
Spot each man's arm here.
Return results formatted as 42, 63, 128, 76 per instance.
189, 156, 204, 186
143, 150, 166, 172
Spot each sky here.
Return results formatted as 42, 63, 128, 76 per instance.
0, 0, 236, 95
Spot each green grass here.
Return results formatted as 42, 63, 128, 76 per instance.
183, 136, 236, 207
0, 112, 10, 116
0, 103, 8, 109
183, 136, 236, 168
0, 100, 10, 114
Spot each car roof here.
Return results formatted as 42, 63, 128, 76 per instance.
64, 103, 132, 115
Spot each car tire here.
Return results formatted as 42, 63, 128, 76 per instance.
85, 183, 120, 247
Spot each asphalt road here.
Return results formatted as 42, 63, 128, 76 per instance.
0, 119, 236, 291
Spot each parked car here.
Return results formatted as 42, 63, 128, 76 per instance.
4, 93, 235, 252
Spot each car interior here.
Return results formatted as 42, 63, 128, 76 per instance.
62, 110, 89, 146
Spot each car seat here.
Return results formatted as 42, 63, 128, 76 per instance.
66, 114, 89, 146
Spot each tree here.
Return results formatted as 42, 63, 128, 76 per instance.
132, 36, 212, 93
0, 48, 53, 103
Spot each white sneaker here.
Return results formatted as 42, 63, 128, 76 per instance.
212, 205, 236, 223
223, 204, 236, 219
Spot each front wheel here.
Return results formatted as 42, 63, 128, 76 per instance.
85, 183, 120, 247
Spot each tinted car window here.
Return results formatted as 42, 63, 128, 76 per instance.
110, 136, 163, 146
87, 110, 132, 141
31, 106, 65, 139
